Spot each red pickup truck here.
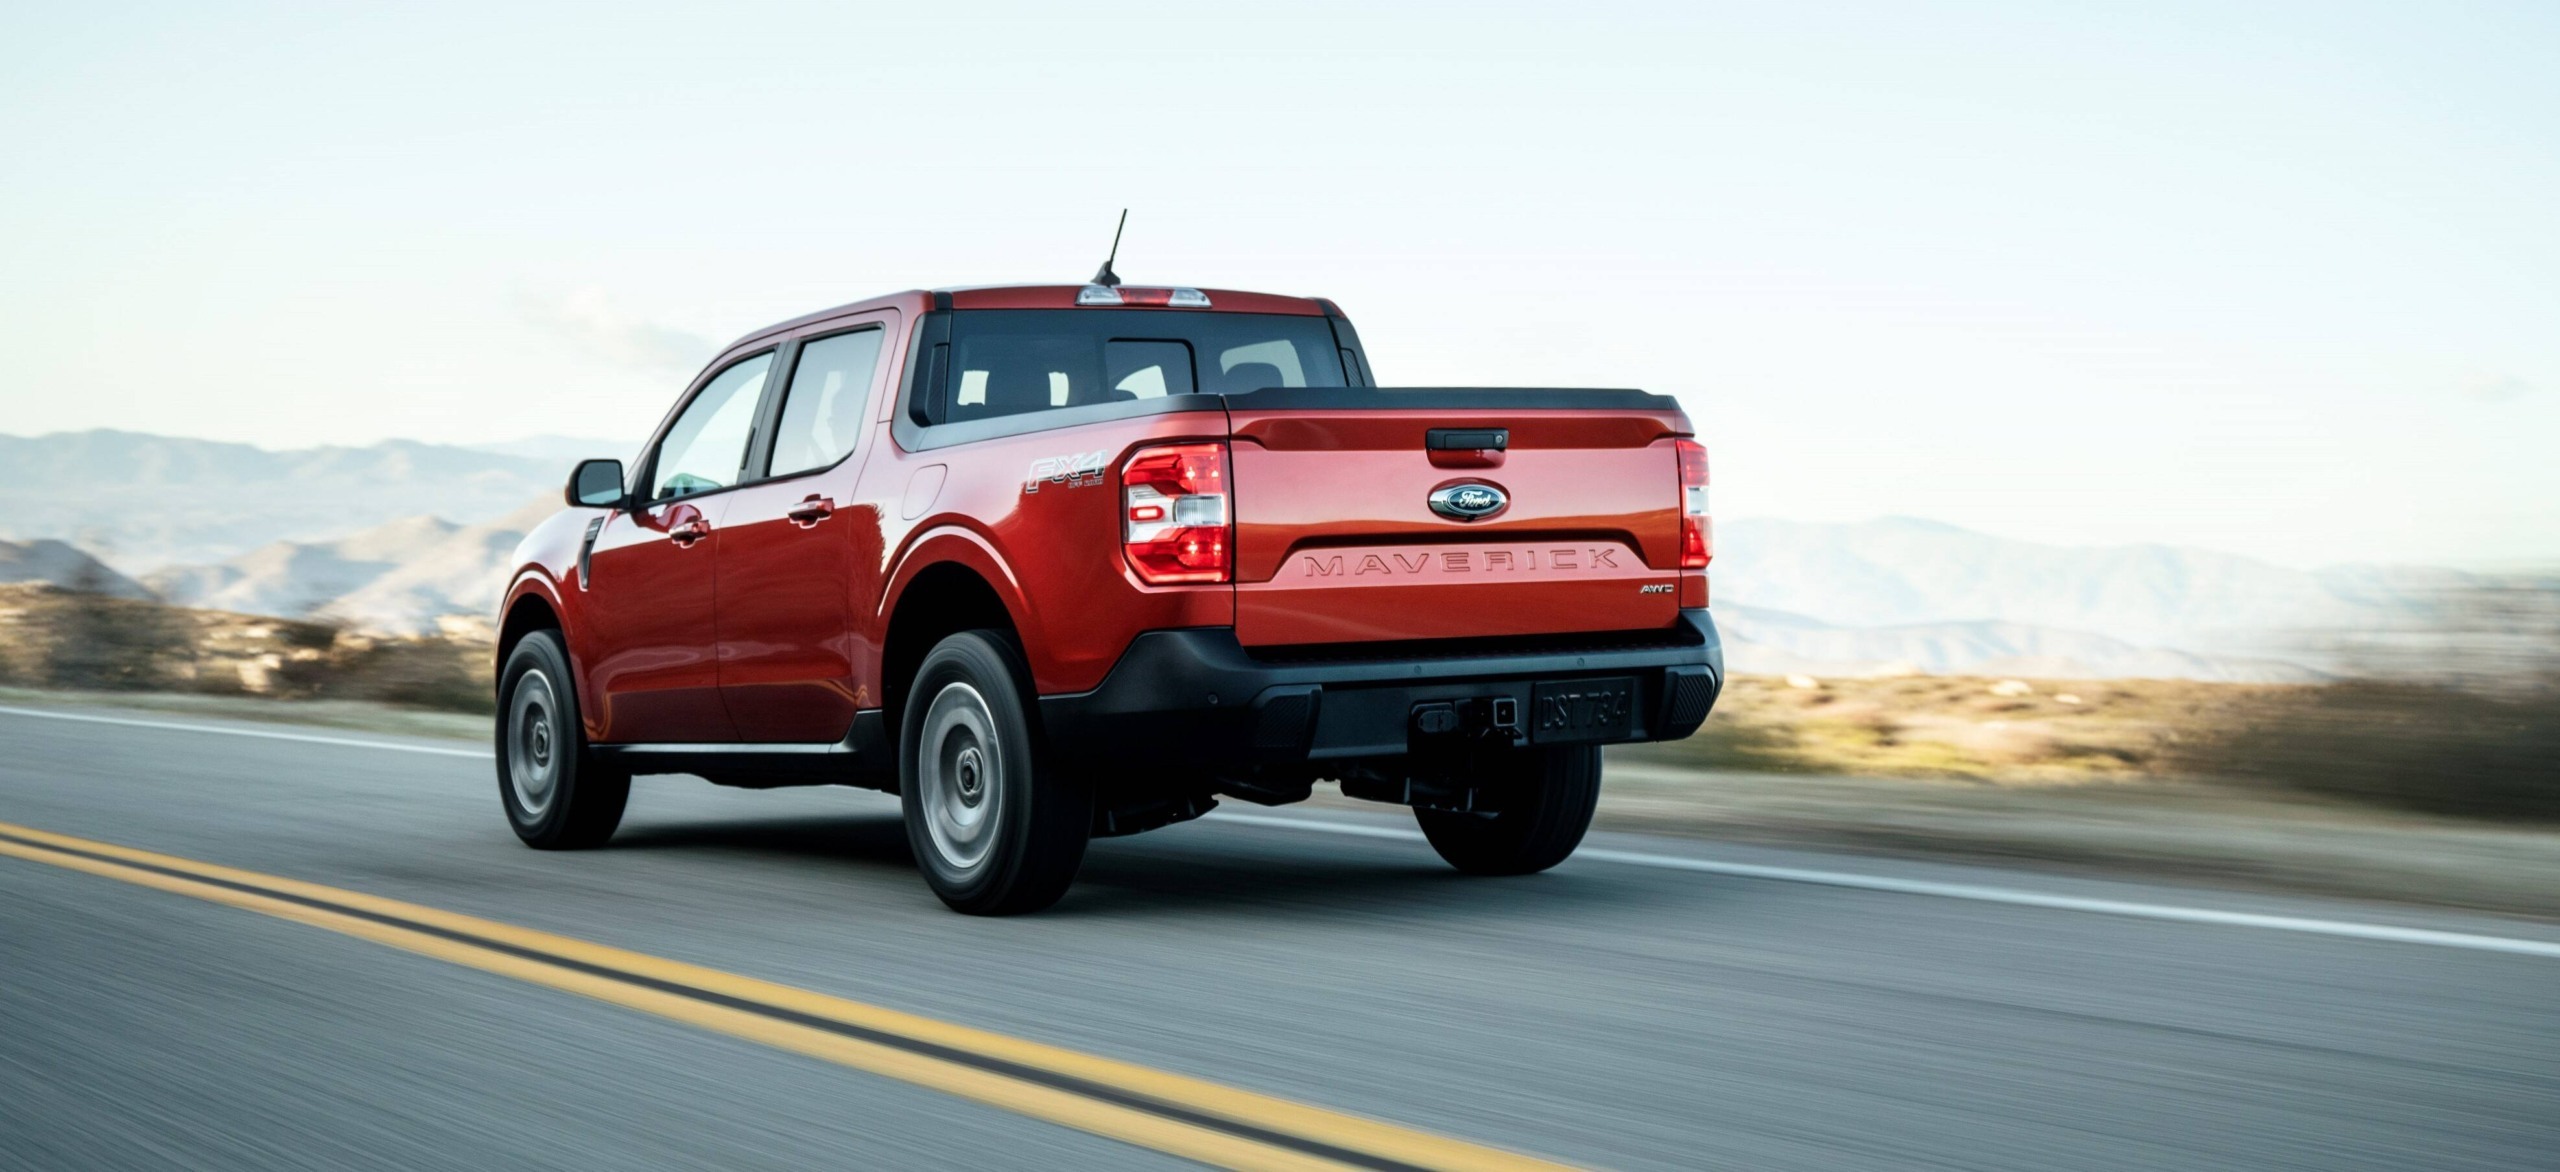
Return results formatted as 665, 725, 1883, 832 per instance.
496, 282, 1722, 913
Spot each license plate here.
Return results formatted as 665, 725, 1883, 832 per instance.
1530, 677, 1636, 744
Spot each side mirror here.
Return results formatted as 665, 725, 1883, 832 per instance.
567, 459, 627, 509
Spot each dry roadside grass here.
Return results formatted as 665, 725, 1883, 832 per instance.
1633, 673, 2266, 784
1629, 672, 2558, 820
0, 582, 493, 713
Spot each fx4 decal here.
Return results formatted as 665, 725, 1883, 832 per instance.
1024, 450, 1108, 493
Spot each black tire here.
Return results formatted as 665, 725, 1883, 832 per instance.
496, 630, 629, 850
1416, 745, 1602, 875
899, 630, 1091, 914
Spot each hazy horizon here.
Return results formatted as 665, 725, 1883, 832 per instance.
8, 423, 2551, 575
5, 2, 2554, 570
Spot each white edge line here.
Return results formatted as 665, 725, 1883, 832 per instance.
0, 705, 493, 759
1206, 812, 2560, 960
4, 702, 2553, 960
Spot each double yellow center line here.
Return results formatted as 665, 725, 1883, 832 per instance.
0, 819, 1574, 1172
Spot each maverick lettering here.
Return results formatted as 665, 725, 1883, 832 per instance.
1298, 547, 1625, 577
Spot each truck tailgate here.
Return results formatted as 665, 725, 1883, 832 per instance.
1225, 390, 1691, 647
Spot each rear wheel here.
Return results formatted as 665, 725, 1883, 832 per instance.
899, 631, 1091, 914
1416, 745, 1601, 875
496, 630, 629, 849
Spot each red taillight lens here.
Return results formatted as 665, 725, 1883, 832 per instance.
1123, 442, 1230, 584
1676, 439, 1711, 570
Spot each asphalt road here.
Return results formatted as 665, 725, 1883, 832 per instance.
2, 702, 2555, 1171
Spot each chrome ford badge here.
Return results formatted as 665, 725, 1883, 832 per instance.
1428, 482, 1508, 521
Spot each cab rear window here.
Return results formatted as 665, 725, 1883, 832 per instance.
926, 310, 1345, 424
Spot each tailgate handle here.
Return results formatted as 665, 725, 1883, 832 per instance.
1426, 427, 1507, 452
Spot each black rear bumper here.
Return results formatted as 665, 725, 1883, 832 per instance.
1040, 609, 1722, 767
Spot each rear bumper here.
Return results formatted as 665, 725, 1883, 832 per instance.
1040, 608, 1722, 767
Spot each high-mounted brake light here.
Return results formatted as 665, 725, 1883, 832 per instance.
1676, 439, 1711, 570
1078, 285, 1211, 308
1122, 442, 1230, 584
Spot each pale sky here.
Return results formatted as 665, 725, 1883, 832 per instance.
3, 1, 2554, 569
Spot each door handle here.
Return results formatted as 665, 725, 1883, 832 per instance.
787, 495, 835, 528
668, 520, 711, 546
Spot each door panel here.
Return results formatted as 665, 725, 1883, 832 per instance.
712, 475, 876, 740
582, 496, 734, 742
580, 348, 776, 744
715, 315, 896, 742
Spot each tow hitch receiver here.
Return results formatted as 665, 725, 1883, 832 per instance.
1411, 696, 1525, 745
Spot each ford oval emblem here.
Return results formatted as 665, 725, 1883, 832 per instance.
1429, 482, 1508, 521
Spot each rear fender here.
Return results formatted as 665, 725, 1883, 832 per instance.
876, 525, 1043, 684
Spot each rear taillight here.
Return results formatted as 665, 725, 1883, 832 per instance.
1123, 442, 1231, 584
1676, 439, 1711, 569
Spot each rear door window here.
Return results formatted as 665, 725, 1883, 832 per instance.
769, 328, 885, 477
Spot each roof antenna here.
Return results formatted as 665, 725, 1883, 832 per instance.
1089, 208, 1128, 288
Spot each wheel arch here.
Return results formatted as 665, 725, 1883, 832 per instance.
496, 576, 582, 726
497, 579, 566, 663
878, 539, 1033, 732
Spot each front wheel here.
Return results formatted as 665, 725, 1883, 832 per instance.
1416, 745, 1601, 875
496, 630, 629, 849
899, 631, 1091, 914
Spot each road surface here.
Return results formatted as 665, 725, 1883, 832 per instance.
2, 701, 2554, 1171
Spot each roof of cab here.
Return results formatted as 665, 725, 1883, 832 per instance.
725, 290, 931, 353
937, 285, 1329, 315
718, 284, 1332, 362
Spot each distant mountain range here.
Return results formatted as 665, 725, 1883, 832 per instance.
463, 435, 639, 467
0, 429, 583, 573
1713, 603, 2320, 682
0, 538, 154, 600
0, 430, 2512, 678
1702, 517, 2512, 679
142, 500, 557, 636
1711, 517, 2477, 659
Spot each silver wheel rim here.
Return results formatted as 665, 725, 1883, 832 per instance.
508, 669, 562, 818
919, 681, 1004, 872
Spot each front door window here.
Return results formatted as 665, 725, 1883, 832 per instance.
650, 354, 773, 501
